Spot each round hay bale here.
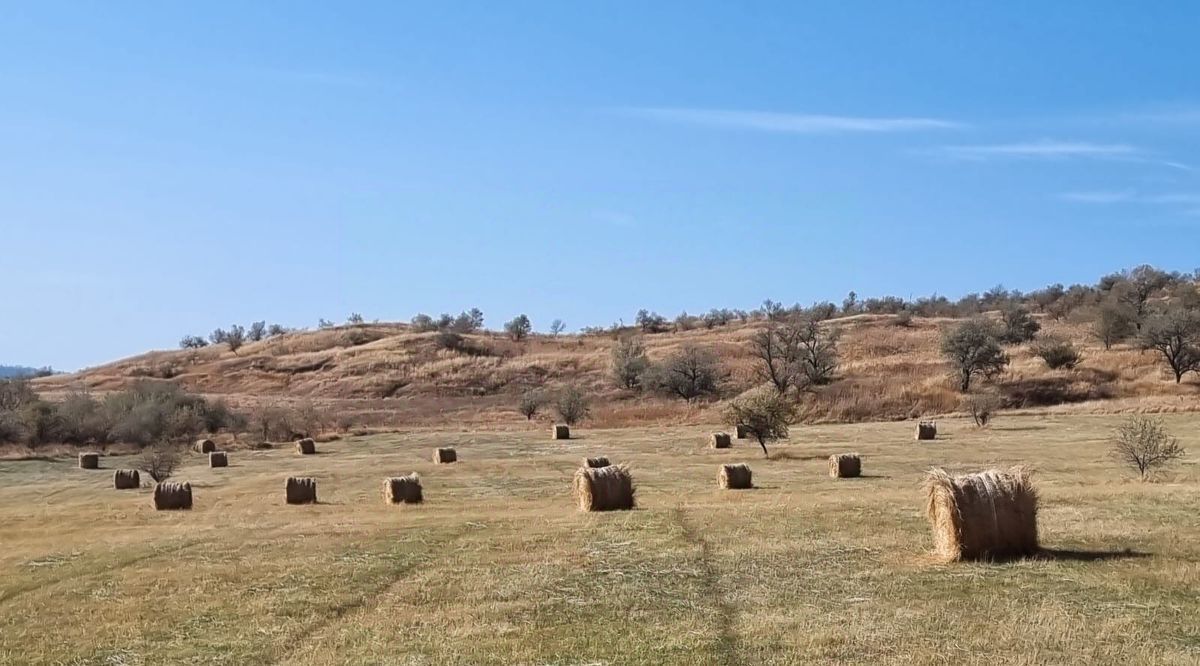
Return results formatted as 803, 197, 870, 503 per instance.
583, 456, 611, 468
113, 469, 140, 490
195, 438, 216, 454
553, 424, 571, 440
153, 482, 193, 510
573, 465, 635, 511
916, 421, 937, 441
718, 463, 753, 489
433, 447, 457, 464
78, 452, 100, 469
382, 474, 423, 504
285, 477, 318, 504
734, 424, 750, 439
924, 466, 1039, 562
829, 453, 861, 478
296, 438, 316, 455
209, 451, 228, 468
711, 432, 732, 449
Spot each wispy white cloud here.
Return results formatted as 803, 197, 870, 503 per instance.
620, 107, 965, 133
942, 140, 1139, 160
1059, 190, 1137, 203
1058, 190, 1200, 215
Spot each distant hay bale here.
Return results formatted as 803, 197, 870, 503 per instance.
718, 463, 753, 489
78, 452, 100, 469
113, 469, 140, 490
553, 424, 571, 440
583, 456, 610, 468
382, 474, 423, 504
711, 432, 732, 449
296, 438, 316, 455
916, 421, 937, 440
829, 453, 861, 478
195, 438, 216, 454
923, 466, 1039, 562
285, 477, 318, 504
573, 465, 635, 511
209, 451, 228, 468
433, 447, 457, 464
152, 482, 193, 510
734, 424, 750, 439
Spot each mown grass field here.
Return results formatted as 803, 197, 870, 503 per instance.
1, 414, 1198, 665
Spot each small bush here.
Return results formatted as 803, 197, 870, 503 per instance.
518, 389, 544, 420
1112, 416, 1185, 480
1031, 337, 1082, 370
555, 386, 590, 425
962, 392, 1001, 427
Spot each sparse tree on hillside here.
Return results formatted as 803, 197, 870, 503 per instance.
610, 336, 650, 390
842, 291, 859, 315
411, 314, 437, 332
796, 317, 840, 387
318, 318, 335, 329
505, 314, 532, 341
999, 305, 1040, 344
1111, 416, 1185, 480
674, 312, 694, 332
518, 389, 545, 420
1139, 307, 1200, 383
1093, 300, 1136, 350
646, 346, 723, 402
555, 385, 590, 425
209, 328, 228, 346
225, 324, 247, 354
550, 319, 566, 337
635, 309, 669, 333
1031, 336, 1082, 370
347, 313, 365, 325
248, 321, 267, 342
1103, 265, 1176, 330
761, 299, 785, 321
180, 335, 208, 349
725, 385, 794, 457
941, 319, 1010, 391
267, 324, 287, 337
750, 323, 804, 395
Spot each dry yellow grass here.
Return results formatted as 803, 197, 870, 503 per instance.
1, 413, 1197, 664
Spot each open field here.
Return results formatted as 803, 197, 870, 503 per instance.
1, 414, 1198, 665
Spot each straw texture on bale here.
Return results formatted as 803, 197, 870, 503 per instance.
916, 421, 937, 440
78, 452, 100, 469
711, 432, 732, 449
573, 465, 635, 511
209, 451, 228, 468
113, 469, 140, 490
829, 453, 862, 478
718, 463, 753, 489
584, 456, 611, 468
924, 466, 1039, 562
382, 474, 423, 504
553, 424, 571, 440
296, 438, 316, 455
195, 438, 216, 454
153, 482, 193, 510
734, 424, 750, 439
286, 477, 318, 504
433, 447, 457, 464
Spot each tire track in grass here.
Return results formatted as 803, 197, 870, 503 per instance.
671, 506, 738, 666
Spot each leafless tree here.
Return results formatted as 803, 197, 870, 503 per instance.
141, 441, 183, 482
1112, 416, 1185, 480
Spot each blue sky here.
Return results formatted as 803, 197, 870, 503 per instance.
2, 2, 1199, 370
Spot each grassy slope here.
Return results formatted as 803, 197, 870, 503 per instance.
1, 415, 1197, 664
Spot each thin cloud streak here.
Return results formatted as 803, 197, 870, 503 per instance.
1059, 190, 1200, 214
621, 107, 965, 133
942, 140, 1139, 159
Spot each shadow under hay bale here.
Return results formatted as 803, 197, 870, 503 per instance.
209, 451, 228, 468
153, 482, 192, 510
829, 453, 861, 478
553, 424, 570, 440
734, 424, 750, 440
382, 474, 423, 504
711, 432, 732, 449
195, 438, 216, 454
574, 465, 635, 511
718, 463, 753, 489
286, 477, 318, 504
296, 438, 316, 455
78, 452, 100, 470
433, 447, 457, 464
924, 466, 1038, 562
584, 456, 610, 468
113, 469, 140, 490
916, 421, 937, 440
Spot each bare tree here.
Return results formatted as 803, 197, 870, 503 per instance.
1092, 301, 1135, 350
610, 336, 650, 390
517, 389, 544, 420
1139, 307, 1200, 383
962, 392, 1001, 427
646, 346, 723, 402
505, 315, 532, 341
1111, 416, 1185, 480
141, 441, 183, 482
555, 386, 590, 425
750, 324, 804, 395
549, 319, 566, 337
941, 319, 1009, 391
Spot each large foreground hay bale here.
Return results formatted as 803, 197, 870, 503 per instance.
711, 432, 732, 449
553, 424, 571, 440
195, 438, 216, 454
829, 453, 861, 478
78, 452, 100, 469
285, 477, 318, 504
916, 421, 937, 440
574, 465, 635, 511
296, 438, 316, 455
924, 466, 1038, 562
382, 474, 423, 504
734, 424, 750, 439
209, 451, 228, 468
433, 447, 457, 464
153, 482, 192, 510
113, 469, 140, 490
583, 456, 610, 468
718, 463, 753, 489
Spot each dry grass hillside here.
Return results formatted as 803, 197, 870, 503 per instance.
33, 314, 1200, 429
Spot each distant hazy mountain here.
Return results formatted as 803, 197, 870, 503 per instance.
0, 365, 52, 379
